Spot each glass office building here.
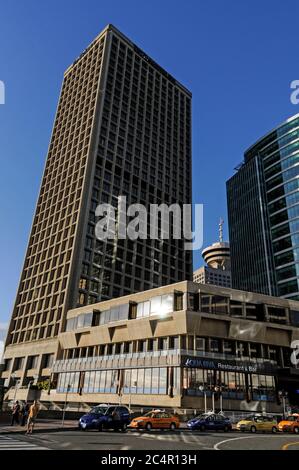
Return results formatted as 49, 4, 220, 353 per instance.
227, 113, 299, 300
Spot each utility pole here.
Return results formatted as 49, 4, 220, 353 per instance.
62, 384, 72, 427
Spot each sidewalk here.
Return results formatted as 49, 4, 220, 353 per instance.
0, 419, 78, 435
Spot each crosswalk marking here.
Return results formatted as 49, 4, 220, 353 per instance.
138, 430, 205, 446
0, 435, 49, 450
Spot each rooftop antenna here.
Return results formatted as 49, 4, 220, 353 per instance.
219, 218, 224, 243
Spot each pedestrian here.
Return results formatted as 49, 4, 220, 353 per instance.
26, 400, 39, 434
21, 401, 30, 427
11, 400, 20, 426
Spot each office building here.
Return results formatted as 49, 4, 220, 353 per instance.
227, 114, 299, 299
193, 265, 231, 288
193, 220, 231, 288
3, 24, 192, 370
2, 281, 299, 412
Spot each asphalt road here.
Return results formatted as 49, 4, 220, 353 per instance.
1, 429, 299, 451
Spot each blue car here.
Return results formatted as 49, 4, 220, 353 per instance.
187, 413, 232, 432
78, 405, 131, 432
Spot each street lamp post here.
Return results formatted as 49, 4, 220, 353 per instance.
199, 385, 207, 413
278, 390, 288, 418
62, 383, 72, 428
11, 373, 20, 403
217, 386, 223, 414
129, 381, 137, 413
212, 391, 215, 413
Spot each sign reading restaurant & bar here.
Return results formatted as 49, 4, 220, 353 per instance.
183, 357, 276, 374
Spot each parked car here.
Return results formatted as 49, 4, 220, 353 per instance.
236, 415, 278, 433
278, 414, 299, 433
78, 404, 130, 431
129, 410, 180, 430
187, 413, 232, 432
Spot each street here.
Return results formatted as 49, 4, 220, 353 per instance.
1, 429, 299, 451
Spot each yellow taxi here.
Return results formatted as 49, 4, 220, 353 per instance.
129, 409, 180, 431
278, 414, 299, 433
236, 414, 278, 433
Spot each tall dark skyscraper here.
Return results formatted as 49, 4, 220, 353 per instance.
5, 24, 192, 350
227, 113, 299, 300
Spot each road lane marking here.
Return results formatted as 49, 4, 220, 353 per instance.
0, 435, 48, 450
281, 441, 299, 450
214, 435, 263, 450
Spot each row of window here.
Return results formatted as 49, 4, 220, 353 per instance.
184, 368, 276, 401
66, 293, 176, 330
57, 367, 170, 395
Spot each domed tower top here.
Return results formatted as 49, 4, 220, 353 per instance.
202, 219, 231, 271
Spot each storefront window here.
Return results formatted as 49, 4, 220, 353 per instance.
99, 370, 106, 392
159, 368, 167, 394
123, 370, 131, 393
144, 368, 151, 393
151, 368, 159, 394
137, 369, 144, 393
251, 374, 275, 401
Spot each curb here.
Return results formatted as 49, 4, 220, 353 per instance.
0, 426, 78, 435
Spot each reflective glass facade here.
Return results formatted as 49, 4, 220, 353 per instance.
227, 114, 299, 299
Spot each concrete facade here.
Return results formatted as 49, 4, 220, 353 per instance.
3, 281, 299, 413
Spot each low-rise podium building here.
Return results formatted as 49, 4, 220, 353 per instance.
2, 281, 299, 412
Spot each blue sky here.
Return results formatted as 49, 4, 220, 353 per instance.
1, 0, 299, 325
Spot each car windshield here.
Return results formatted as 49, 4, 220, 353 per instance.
144, 412, 158, 418
195, 414, 211, 420
90, 406, 108, 415
286, 416, 298, 422
244, 415, 259, 421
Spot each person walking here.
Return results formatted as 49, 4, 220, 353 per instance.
26, 400, 39, 434
11, 401, 20, 426
21, 402, 30, 427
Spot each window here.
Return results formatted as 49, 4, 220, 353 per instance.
267, 306, 287, 324
137, 301, 150, 318
195, 337, 205, 351
43, 354, 54, 369
27, 355, 39, 369
14, 357, 24, 371
150, 294, 173, 316
201, 294, 229, 315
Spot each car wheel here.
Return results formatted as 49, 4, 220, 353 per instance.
170, 422, 176, 431
250, 426, 257, 433
98, 423, 103, 432
272, 426, 277, 433
294, 426, 299, 434
121, 423, 127, 433
145, 422, 152, 431
223, 425, 229, 432
199, 424, 205, 432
